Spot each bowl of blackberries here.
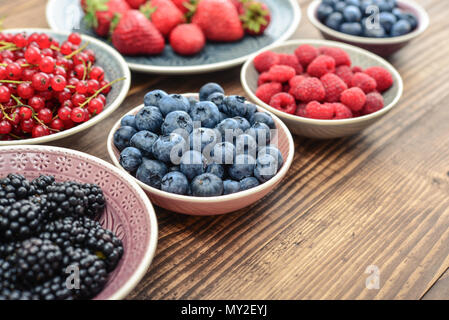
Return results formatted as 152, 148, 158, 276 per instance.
307, 0, 429, 57
0, 146, 158, 300
107, 83, 295, 216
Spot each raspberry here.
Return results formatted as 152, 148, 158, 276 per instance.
335, 65, 354, 87
295, 103, 307, 117
257, 72, 271, 86
364, 66, 393, 92
351, 72, 377, 93
253, 51, 280, 73
283, 83, 290, 93
255, 82, 282, 104
340, 87, 366, 112
294, 44, 319, 68
307, 55, 336, 78
269, 92, 296, 114
362, 92, 384, 115
305, 101, 334, 120
318, 47, 351, 66
320, 73, 347, 102
333, 103, 353, 119
352, 66, 363, 73
278, 53, 303, 74
267, 65, 296, 83
290, 78, 325, 102
288, 75, 307, 89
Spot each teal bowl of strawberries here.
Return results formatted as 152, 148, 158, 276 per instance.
46, 0, 301, 74
0, 28, 131, 145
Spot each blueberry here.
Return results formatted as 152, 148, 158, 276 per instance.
233, 116, 251, 132
224, 96, 247, 118
130, 130, 158, 157
228, 154, 256, 180
188, 96, 198, 110
223, 180, 240, 195
340, 22, 363, 35
219, 112, 227, 122
191, 173, 224, 197
254, 154, 278, 183
317, 3, 334, 22
364, 25, 386, 37
113, 126, 137, 151
199, 83, 224, 101
325, 12, 344, 30
189, 128, 218, 156
169, 165, 180, 172
161, 171, 189, 195
119, 147, 143, 172
240, 177, 260, 191
135, 106, 163, 133
335, 1, 347, 13
121, 115, 137, 129
359, 0, 374, 14
246, 122, 271, 146
390, 19, 411, 36
152, 133, 186, 164
322, 0, 337, 7
345, 0, 360, 7
211, 142, 236, 165
244, 103, 258, 121
404, 13, 418, 30
250, 112, 275, 129
379, 11, 397, 33
207, 92, 227, 113
144, 89, 168, 107
258, 146, 284, 169
375, 0, 392, 12
136, 158, 168, 189
343, 5, 362, 22
161, 111, 193, 136
189, 101, 221, 128
206, 163, 225, 179
180, 150, 207, 180
159, 94, 190, 117
216, 118, 241, 143
235, 134, 257, 157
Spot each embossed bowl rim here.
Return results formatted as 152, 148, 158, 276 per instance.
0, 28, 131, 146
46, 0, 301, 74
106, 94, 295, 205
0, 145, 158, 300
241, 39, 403, 126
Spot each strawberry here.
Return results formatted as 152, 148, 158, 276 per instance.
192, 0, 244, 42
125, 0, 147, 9
111, 10, 165, 55
239, 0, 270, 36
84, 0, 131, 37
170, 0, 192, 14
230, 0, 244, 13
143, 0, 185, 37
170, 23, 205, 55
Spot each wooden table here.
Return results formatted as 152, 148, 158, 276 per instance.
3, 0, 449, 300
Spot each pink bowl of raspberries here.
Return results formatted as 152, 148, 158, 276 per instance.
241, 39, 403, 139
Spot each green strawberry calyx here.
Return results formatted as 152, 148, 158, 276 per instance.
240, 1, 270, 34
84, 0, 109, 28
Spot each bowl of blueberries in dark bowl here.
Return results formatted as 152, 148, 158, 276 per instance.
307, 0, 429, 57
107, 83, 295, 216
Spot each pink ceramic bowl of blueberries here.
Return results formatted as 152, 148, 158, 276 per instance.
0, 145, 158, 300
307, 0, 429, 57
107, 93, 295, 216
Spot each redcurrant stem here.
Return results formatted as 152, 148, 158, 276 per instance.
0, 80, 28, 84
79, 77, 125, 108
8, 133, 21, 139
10, 94, 23, 105
0, 63, 32, 67
50, 45, 60, 51
64, 41, 90, 59
66, 85, 75, 89
82, 59, 88, 81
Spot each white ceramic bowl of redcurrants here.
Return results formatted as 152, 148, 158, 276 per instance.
0, 28, 130, 145
107, 83, 295, 216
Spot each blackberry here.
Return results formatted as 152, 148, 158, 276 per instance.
0, 241, 20, 259
9, 238, 62, 285
62, 247, 108, 299
0, 174, 35, 206
39, 216, 84, 249
0, 199, 44, 240
31, 175, 55, 195
45, 182, 89, 219
33, 276, 75, 300
0, 287, 38, 300
80, 183, 106, 218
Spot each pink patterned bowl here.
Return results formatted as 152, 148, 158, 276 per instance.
0, 145, 158, 300
307, 0, 430, 57
107, 94, 295, 216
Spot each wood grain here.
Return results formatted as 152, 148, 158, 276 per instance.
2, 0, 449, 300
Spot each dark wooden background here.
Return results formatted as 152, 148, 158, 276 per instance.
2, 0, 449, 299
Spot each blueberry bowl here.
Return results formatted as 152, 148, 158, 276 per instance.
307, 0, 429, 57
106, 94, 295, 216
